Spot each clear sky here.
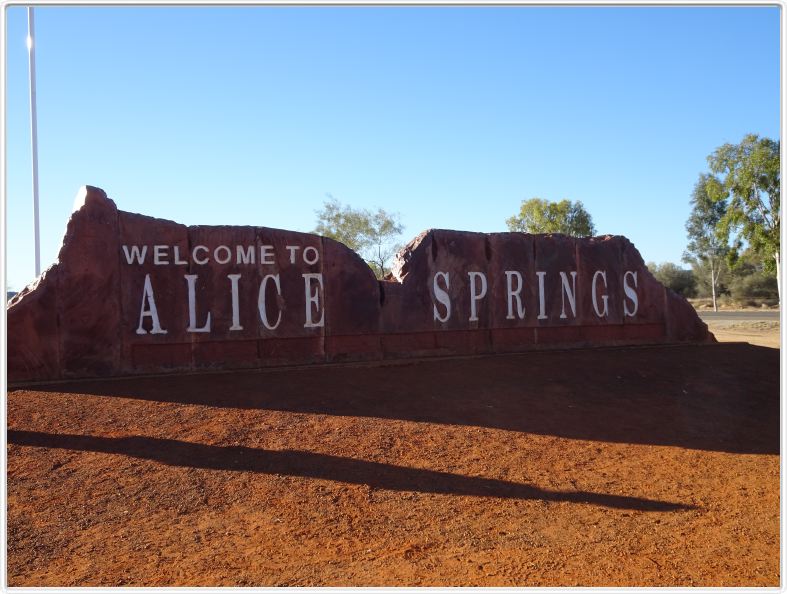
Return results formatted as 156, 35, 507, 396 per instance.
4, 5, 780, 291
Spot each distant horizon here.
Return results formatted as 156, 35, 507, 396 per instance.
5, 5, 780, 291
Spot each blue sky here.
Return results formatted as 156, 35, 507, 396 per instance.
5, 6, 780, 291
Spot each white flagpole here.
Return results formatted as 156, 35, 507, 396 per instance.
27, 6, 40, 278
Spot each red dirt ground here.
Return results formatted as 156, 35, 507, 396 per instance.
7, 343, 779, 586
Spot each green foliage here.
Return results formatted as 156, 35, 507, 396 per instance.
313, 196, 367, 252
506, 198, 596, 237
706, 134, 780, 274
729, 274, 779, 301
687, 257, 729, 299
683, 173, 730, 308
647, 262, 697, 298
726, 249, 779, 301
683, 173, 729, 263
687, 249, 779, 301
314, 195, 404, 279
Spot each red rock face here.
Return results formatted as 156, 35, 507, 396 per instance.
7, 186, 714, 383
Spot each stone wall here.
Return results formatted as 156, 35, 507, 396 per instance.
7, 186, 713, 383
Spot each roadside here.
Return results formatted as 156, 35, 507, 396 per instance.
697, 312, 780, 349
688, 298, 779, 311
703, 322, 779, 349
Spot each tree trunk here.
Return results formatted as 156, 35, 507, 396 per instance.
775, 251, 781, 305
376, 244, 385, 280
710, 259, 718, 312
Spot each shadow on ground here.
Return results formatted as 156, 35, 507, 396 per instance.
7, 429, 693, 512
21, 343, 779, 455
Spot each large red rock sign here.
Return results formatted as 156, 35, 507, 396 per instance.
8, 186, 713, 383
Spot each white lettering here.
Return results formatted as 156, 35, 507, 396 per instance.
153, 245, 169, 265
136, 274, 167, 334
173, 246, 187, 265
303, 273, 324, 328
185, 274, 211, 332
505, 270, 526, 320
592, 270, 609, 318
236, 245, 255, 265
286, 245, 300, 264
468, 271, 488, 322
432, 272, 451, 322
214, 245, 231, 265
536, 271, 547, 320
258, 274, 283, 330
559, 271, 577, 319
260, 245, 275, 265
122, 245, 147, 265
303, 246, 319, 265
193, 245, 209, 265
623, 270, 639, 317
228, 274, 243, 331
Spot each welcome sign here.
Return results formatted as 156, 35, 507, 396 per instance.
8, 186, 713, 383
123, 242, 328, 334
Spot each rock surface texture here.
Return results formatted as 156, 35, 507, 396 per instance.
8, 186, 714, 383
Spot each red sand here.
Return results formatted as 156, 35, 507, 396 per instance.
7, 343, 779, 586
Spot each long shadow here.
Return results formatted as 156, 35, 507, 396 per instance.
21, 343, 780, 455
7, 429, 692, 512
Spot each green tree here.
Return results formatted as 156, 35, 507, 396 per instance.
647, 262, 697, 298
707, 134, 780, 301
689, 248, 778, 304
688, 257, 730, 300
314, 196, 404, 279
726, 249, 779, 303
506, 198, 596, 237
683, 173, 729, 311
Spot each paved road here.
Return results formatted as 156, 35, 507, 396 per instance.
698, 310, 780, 323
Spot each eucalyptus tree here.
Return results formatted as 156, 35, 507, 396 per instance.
314, 195, 404, 279
506, 198, 596, 237
683, 173, 730, 311
706, 134, 780, 301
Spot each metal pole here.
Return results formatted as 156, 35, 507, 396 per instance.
27, 6, 40, 277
